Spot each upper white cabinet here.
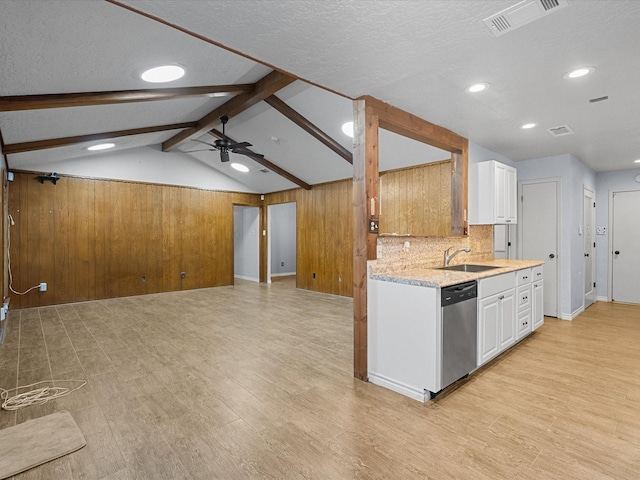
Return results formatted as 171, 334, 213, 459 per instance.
469, 160, 517, 225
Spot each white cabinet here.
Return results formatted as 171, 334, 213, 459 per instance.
532, 281, 544, 330
469, 160, 517, 225
477, 272, 516, 366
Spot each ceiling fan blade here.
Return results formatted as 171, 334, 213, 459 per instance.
235, 150, 265, 159
192, 139, 218, 148
228, 141, 252, 149
183, 148, 215, 153
220, 149, 230, 163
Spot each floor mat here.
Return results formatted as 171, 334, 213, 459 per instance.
0, 410, 86, 479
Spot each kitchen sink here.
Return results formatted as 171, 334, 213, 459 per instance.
438, 264, 501, 272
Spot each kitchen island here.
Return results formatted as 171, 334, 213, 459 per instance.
367, 259, 544, 402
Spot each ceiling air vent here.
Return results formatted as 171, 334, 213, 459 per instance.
260, 168, 270, 174
547, 125, 574, 137
483, 0, 569, 37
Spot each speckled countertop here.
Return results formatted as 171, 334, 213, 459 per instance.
369, 259, 544, 288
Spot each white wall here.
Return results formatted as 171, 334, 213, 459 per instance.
516, 154, 596, 318
27, 145, 257, 193
269, 202, 297, 275
469, 141, 517, 167
233, 206, 260, 282
595, 169, 640, 300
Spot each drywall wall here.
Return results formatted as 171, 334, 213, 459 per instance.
595, 169, 640, 300
234, 206, 260, 282
516, 154, 596, 319
269, 202, 296, 276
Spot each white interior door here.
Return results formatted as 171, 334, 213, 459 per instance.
611, 190, 640, 304
583, 188, 595, 308
520, 180, 559, 317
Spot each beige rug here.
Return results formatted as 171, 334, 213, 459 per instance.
0, 410, 86, 479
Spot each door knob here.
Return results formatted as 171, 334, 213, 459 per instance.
549, 253, 555, 259
614, 250, 620, 255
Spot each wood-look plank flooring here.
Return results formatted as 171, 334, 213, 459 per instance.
1, 279, 639, 479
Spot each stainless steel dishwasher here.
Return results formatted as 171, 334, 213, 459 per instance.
440, 280, 478, 392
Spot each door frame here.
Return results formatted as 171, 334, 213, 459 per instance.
517, 177, 562, 318
267, 201, 297, 284
233, 205, 261, 283
607, 187, 640, 302
583, 186, 596, 308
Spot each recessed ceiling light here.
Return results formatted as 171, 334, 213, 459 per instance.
564, 67, 595, 79
87, 143, 115, 151
521, 123, 536, 129
634, 159, 640, 164
141, 64, 185, 83
466, 83, 490, 93
230, 163, 250, 173
341, 121, 354, 138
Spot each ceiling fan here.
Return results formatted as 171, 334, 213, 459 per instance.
187, 115, 264, 163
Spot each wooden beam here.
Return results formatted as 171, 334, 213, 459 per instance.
163, 70, 296, 152
264, 95, 353, 164
208, 130, 311, 190
3, 122, 196, 155
0, 85, 254, 112
352, 98, 379, 381
364, 96, 466, 153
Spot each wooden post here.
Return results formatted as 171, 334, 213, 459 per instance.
353, 98, 379, 380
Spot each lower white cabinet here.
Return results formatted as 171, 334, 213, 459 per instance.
478, 288, 515, 365
532, 280, 544, 330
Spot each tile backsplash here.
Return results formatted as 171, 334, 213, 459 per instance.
376, 225, 494, 270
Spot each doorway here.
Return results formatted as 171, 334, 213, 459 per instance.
519, 179, 561, 318
611, 189, 640, 304
267, 202, 297, 284
233, 206, 260, 282
583, 187, 595, 308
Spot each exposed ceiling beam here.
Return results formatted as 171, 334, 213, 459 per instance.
208, 129, 311, 190
0, 85, 253, 112
3, 122, 196, 155
162, 70, 296, 152
264, 95, 353, 164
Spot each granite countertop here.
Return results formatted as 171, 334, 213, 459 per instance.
369, 259, 544, 288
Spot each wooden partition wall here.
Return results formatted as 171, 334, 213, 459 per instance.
265, 178, 353, 297
8, 172, 261, 309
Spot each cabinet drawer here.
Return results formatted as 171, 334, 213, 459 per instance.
478, 272, 516, 298
532, 265, 543, 281
517, 309, 532, 339
516, 268, 532, 286
517, 284, 531, 311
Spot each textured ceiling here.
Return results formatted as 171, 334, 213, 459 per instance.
2, 0, 639, 195
119, 0, 640, 173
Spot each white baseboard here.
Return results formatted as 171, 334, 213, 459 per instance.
368, 372, 429, 403
560, 306, 585, 321
270, 272, 296, 277
596, 296, 609, 302
234, 275, 259, 283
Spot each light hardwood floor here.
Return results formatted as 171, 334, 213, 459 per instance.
1, 279, 639, 479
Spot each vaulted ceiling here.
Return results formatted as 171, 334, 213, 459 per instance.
1, 1, 639, 194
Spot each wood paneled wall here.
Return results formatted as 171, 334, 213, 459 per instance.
8, 172, 261, 308
266, 178, 353, 297
379, 159, 452, 237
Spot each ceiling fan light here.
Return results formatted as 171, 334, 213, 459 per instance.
231, 163, 249, 173
87, 143, 115, 151
141, 64, 185, 83
342, 121, 354, 138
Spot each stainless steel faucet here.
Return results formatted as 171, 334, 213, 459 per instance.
444, 246, 470, 266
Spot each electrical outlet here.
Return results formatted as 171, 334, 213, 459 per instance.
39, 282, 47, 292
180, 272, 186, 279
369, 219, 379, 233
312, 272, 316, 279
596, 226, 607, 235
281, 262, 284, 267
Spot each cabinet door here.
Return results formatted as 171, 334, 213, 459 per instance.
532, 281, 544, 330
499, 290, 516, 350
495, 162, 507, 223
478, 295, 500, 366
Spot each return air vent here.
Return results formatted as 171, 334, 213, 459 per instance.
484, 0, 569, 37
547, 124, 574, 137
260, 168, 270, 174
